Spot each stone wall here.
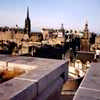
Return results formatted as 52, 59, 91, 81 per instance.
0, 31, 12, 40
80, 39, 89, 51
0, 31, 43, 42
76, 51, 95, 63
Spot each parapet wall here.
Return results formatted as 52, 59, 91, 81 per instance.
0, 55, 68, 100
73, 63, 100, 100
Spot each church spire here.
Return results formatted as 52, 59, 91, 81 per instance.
83, 19, 89, 39
84, 19, 89, 33
61, 24, 65, 38
24, 6, 31, 38
61, 24, 64, 30
27, 6, 29, 18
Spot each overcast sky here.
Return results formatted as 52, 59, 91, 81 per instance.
0, 0, 100, 32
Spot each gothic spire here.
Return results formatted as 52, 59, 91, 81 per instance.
61, 24, 64, 30
25, 6, 31, 38
61, 24, 65, 37
85, 18, 88, 25
84, 19, 88, 32
83, 19, 89, 39
27, 6, 29, 18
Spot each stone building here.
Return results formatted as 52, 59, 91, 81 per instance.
91, 35, 100, 51
30, 32, 43, 42
41, 28, 50, 40
95, 35, 100, 45
0, 31, 12, 40
41, 24, 65, 40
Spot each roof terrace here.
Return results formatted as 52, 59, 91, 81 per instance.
0, 54, 68, 100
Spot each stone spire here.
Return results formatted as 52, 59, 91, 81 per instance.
80, 19, 90, 51
24, 6, 31, 38
27, 7, 29, 18
83, 20, 89, 39
84, 20, 88, 33
61, 24, 64, 30
61, 24, 65, 37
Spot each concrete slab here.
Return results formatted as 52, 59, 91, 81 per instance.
74, 87, 100, 100
0, 55, 68, 100
74, 63, 100, 100
8, 57, 67, 71
80, 63, 100, 90
36, 77, 63, 100
12, 57, 67, 94
16, 62, 67, 94
0, 78, 37, 100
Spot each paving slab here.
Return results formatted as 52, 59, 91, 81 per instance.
80, 63, 100, 90
74, 63, 100, 100
0, 78, 37, 100
0, 55, 68, 100
74, 87, 100, 100
8, 57, 68, 94
16, 60, 67, 94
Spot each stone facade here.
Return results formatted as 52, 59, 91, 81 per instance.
0, 31, 12, 40
0, 31, 43, 42
95, 35, 100, 45
30, 32, 43, 42
80, 39, 89, 51
41, 24, 65, 41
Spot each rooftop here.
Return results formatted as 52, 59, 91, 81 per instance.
0, 54, 68, 100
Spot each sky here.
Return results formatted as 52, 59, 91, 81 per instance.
0, 0, 100, 32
